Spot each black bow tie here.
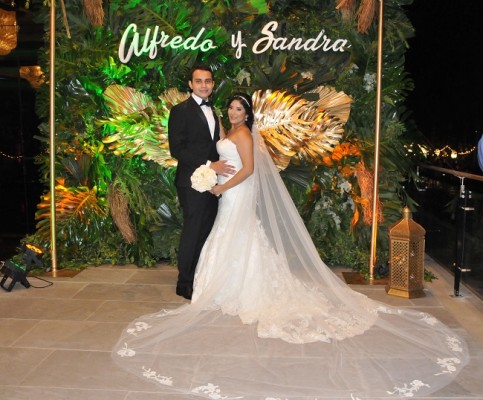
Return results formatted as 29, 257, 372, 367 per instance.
200, 100, 212, 107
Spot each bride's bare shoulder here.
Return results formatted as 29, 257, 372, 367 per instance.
229, 125, 252, 144
237, 126, 253, 142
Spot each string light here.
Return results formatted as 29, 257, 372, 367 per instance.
0, 150, 25, 160
414, 144, 476, 159
432, 145, 476, 158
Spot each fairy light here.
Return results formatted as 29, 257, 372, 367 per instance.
431, 145, 476, 158
433, 145, 476, 159
404, 144, 476, 159
0, 150, 23, 160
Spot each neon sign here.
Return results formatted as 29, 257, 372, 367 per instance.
118, 21, 349, 64
119, 23, 217, 63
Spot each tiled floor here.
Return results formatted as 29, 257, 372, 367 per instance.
0, 256, 482, 399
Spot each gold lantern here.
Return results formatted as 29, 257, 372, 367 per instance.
386, 207, 426, 298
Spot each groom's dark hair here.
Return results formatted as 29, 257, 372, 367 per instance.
189, 64, 213, 81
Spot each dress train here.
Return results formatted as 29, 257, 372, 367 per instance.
112, 134, 469, 399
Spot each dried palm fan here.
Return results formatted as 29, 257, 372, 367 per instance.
83, 0, 104, 27
336, 0, 356, 21
357, 0, 377, 33
356, 162, 383, 225
252, 87, 352, 170
336, 0, 376, 33
108, 183, 137, 244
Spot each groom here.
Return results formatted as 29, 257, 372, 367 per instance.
168, 64, 234, 300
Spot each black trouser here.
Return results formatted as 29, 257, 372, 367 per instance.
176, 186, 218, 289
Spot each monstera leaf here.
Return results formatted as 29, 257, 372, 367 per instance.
253, 86, 352, 170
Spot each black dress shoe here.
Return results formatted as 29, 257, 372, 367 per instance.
176, 286, 193, 300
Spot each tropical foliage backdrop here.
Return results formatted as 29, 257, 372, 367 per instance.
28, 0, 419, 275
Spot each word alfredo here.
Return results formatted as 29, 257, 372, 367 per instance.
119, 21, 348, 64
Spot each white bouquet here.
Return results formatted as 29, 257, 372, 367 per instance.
191, 164, 218, 193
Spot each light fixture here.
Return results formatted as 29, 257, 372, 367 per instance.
0, 244, 44, 292
19, 65, 45, 88
0, 7, 18, 56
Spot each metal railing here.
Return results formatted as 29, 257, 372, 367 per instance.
412, 165, 483, 298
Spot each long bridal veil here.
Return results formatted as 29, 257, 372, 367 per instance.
112, 124, 469, 399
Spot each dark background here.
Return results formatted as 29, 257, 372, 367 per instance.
1, 0, 483, 260
404, 0, 483, 151
0, 2, 43, 259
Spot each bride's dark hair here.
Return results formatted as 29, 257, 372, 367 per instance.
228, 92, 254, 131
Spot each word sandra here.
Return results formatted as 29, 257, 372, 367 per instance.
233, 21, 349, 59
119, 23, 217, 63
118, 21, 349, 63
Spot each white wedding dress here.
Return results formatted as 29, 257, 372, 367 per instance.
113, 130, 469, 399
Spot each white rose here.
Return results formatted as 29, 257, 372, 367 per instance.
191, 164, 218, 193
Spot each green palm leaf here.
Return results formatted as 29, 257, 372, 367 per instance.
35, 183, 107, 239
100, 85, 187, 167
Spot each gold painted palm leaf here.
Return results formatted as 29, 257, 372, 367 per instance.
35, 182, 106, 238
101, 86, 187, 167
101, 85, 350, 171
308, 86, 352, 123
103, 84, 155, 115
158, 87, 190, 111
253, 87, 352, 170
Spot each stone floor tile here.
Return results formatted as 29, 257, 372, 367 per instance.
408, 306, 461, 327
69, 267, 138, 284
0, 319, 40, 346
0, 347, 53, 385
96, 263, 139, 270
0, 281, 88, 299
23, 350, 158, 391
0, 297, 102, 320
12, 320, 126, 351
351, 286, 420, 307
126, 269, 178, 285
0, 260, 482, 400
0, 386, 128, 400
125, 392, 213, 399
73, 282, 181, 302
452, 353, 483, 397
86, 300, 180, 323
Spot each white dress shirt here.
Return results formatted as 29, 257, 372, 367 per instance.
192, 94, 215, 139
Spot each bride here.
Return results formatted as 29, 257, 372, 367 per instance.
113, 93, 469, 399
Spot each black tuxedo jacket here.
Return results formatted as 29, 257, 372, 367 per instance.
168, 96, 220, 188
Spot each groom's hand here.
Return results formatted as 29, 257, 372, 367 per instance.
211, 160, 235, 177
